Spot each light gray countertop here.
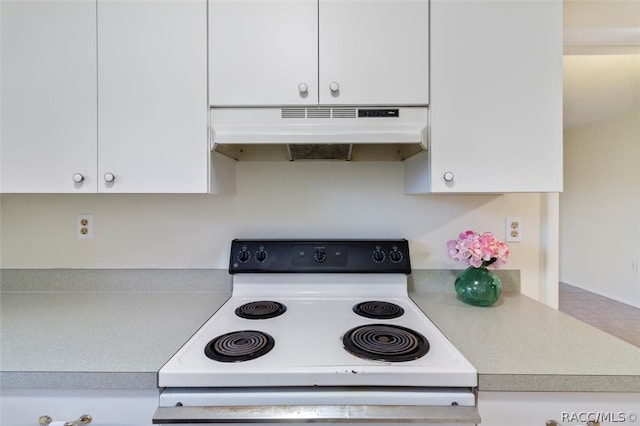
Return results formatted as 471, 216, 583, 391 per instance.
409, 271, 640, 393
1, 269, 639, 392
0, 269, 232, 389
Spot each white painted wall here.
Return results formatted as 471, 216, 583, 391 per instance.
561, 108, 640, 307
0, 162, 546, 299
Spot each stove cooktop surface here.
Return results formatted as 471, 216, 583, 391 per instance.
159, 273, 477, 388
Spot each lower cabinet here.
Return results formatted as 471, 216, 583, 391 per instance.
478, 391, 640, 426
0, 389, 158, 426
3, 388, 638, 425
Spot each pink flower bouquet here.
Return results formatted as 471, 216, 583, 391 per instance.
447, 230, 510, 269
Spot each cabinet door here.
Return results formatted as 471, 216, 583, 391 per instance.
479, 391, 640, 426
319, 0, 429, 106
209, 0, 318, 106
427, 0, 563, 193
0, 0, 97, 193
98, 0, 209, 193
0, 388, 158, 426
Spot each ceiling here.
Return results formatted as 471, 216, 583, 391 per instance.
562, 0, 640, 130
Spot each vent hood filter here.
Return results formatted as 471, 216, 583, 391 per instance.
287, 144, 353, 161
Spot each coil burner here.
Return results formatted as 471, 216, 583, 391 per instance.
343, 324, 429, 362
235, 301, 287, 320
205, 330, 275, 362
353, 301, 405, 319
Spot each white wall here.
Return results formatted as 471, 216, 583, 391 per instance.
1, 162, 546, 299
561, 108, 640, 307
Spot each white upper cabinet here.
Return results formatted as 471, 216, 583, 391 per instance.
318, 0, 429, 106
406, 0, 563, 193
209, 0, 429, 107
97, 0, 209, 193
1, 0, 97, 193
1, 0, 211, 194
209, 0, 318, 106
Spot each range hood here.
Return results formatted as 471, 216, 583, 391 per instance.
210, 107, 428, 161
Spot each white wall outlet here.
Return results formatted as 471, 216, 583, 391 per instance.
77, 214, 93, 240
505, 216, 522, 243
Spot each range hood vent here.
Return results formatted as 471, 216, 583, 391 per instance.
281, 107, 359, 119
281, 108, 306, 119
288, 144, 353, 161
210, 107, 428, 161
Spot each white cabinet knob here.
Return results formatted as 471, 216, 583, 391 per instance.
298, 82, 308, 94
104, 172, 115, 183
329, 81, 340, 92
443, 171, 454, 182
73, 173, 85, 183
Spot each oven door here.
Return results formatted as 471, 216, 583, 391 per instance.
152, 387, 481, 425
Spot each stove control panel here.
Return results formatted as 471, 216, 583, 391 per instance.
229, 239, 411, 274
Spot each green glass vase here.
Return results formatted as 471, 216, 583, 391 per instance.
455, 266, 502, 307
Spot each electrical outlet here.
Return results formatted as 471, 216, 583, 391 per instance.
505, 217, 522, 243
77, 214, 93, 240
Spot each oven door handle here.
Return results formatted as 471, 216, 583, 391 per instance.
153, 405, 481, 424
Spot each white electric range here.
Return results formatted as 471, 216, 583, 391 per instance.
154, 240, 479, 425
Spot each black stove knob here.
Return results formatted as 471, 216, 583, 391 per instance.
255, 248, 268, 262
389, 247, 404, 263
372, 248, 385, 263
237, 248, 250, 263
313, 248, 327, 263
